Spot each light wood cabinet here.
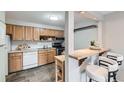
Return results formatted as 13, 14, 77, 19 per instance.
8, 52, 23, 73
24, 26, 34, 40
6, 24, 13, 35
60, 31, 64, 37
55, 30, 64, 37
47, 51, 54, 63
40, 28, 48, 36
13, 25, 25, 40
48, 48, 56, 63
46, 29, 54, 37
6, 24, 64, 41
33, 27, 40, 40
49, 29, 56, 37
38, 48, 56, 65
38, 50, 48, 65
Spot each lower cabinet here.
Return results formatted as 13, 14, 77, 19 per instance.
8, 48, 56, 73
38, 50, 48, 65
38, 48, 56, 65
8, 52, 23, 73
48, 48, 56, 63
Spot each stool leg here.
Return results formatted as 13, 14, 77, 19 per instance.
118, 61, 122, 65
89, 78, 92, 82
108, 72, 110, 82
113, 72, 117, 82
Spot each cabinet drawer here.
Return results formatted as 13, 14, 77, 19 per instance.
9, 52, 23, 56
38, 50, 47, 54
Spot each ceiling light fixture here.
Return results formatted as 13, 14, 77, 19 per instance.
49, 16, 58, 21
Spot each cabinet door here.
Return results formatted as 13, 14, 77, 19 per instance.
54, 30, 59, 37
45, 29, 51, 36
40, 28, 48, 36
49, 29, 55, 37
25, 26, 34, 40
38, 51, 48, 65
13, 25, 25, 40
8, 53, 23, 73
6, 24, 13, 35
33, 27, 40, 41
47, 49, 56, 63
60, 31, 64, 37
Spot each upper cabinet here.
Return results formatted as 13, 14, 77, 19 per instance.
40, 28, 48, 36
6, 24, 64, 41
6, 24, 13, 35
33, 27, 40, 41
55, 30, 64, 37
13, 25, 25, 40
24, 26, 33, 40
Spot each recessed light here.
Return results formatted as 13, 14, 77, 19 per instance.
49, 16, 58, 21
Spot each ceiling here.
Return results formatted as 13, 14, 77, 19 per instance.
96, 11, 113, 15
5, 11, 113, 28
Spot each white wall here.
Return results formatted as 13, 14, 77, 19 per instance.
103, 12, 124, 81
75, 20, 97, 29
6, 18, 64, 30
74, 28, 98, 50
0, 11, 5, 23
103, 12, 124, 54
11, 41, 52, 50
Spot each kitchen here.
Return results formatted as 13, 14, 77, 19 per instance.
0, 11, 65, 82
1, 11, 124, 82
1, 1, 124, 93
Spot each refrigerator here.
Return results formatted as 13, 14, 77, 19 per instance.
0, 11, 6, 82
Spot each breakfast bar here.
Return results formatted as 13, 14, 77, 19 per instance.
68, 48, 109, 82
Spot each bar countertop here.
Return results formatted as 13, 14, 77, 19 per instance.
69, 48, 110, 60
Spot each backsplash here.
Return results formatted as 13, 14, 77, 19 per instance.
11, 41, 52, 50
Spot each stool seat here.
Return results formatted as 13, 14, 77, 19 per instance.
99, 56, 118, 72
107, 52, 123, 63
99, 56, 119, 82
86, 65, 108, 82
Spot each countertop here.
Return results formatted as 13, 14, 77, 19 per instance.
8, 48, 56, 53
69, 48, 110, 60
54, 55, 65, 62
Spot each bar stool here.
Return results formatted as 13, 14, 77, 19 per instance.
86, 65, 108, 82
99, 56, 118, 82
107, 52, 124, 65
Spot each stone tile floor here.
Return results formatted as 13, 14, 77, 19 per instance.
6, 63, 55, 82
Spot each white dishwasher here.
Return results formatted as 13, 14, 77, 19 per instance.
23, 51, 38, 70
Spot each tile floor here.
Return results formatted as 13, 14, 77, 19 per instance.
6, 63, 55, 82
